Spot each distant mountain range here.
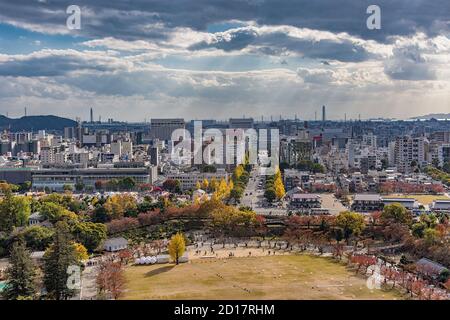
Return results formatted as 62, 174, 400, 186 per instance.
0, 115, 77, 131
410, 113, 450, 120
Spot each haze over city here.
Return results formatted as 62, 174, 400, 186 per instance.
0, 0, 449, 121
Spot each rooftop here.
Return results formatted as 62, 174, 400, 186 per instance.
104, 237, 128, 246
354, 194, 381, 201
292, 194, 321, 199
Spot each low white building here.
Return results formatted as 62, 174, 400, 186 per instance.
104, 237, 128, 252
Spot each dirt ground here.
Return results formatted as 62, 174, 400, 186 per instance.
122, 254, 403, 300
384, 194, 449, 205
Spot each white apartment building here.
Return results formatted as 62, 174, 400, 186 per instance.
362, 132, 377, 148
122, 141, 133, 156
54, 152, 68, 164
40, 147, 55, 164
71, 152, 91, 165
110, 141, 122, 156
394, 136, 428, 173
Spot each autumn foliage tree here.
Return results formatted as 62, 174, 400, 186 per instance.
274, 167, 285, 200
103, 194, 137, 220
381, 203, 412, 225
97, 260, 126, 300
335, 211, 365, 245
168, 232, 186, 265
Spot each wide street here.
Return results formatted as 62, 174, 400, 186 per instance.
241, 166, 347, 216
241, 166, 287, 216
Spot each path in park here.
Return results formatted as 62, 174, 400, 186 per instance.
320, 193, 348, 215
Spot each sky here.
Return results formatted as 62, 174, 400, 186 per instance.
0, 0, 449, 122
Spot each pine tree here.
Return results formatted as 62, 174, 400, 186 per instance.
43, 221, 78, 300
2, 238, 37, 300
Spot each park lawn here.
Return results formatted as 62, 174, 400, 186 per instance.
122, 255, 403, 300
385, 194, 450, 205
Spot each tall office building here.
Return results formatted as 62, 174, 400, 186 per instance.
150, 118, 185, 141
440, 144, 450, 166
149, 146, 159, 166
229, 118, 254, 129
322, 105, 326, 122
90, 107, 94, 123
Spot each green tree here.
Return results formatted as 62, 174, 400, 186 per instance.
39, 202, 77, 223
336, 211, 365, 244
332, 227, 344, 243
412, 222, 426, 238
63, 184, 73, 192
92, 205, 109, 223
75, 182, 85, 192
423, 228, 439, 246
264, 188, 276, 202
0, 189, 31, 232
201, 164, 217, 173
43, 221, 79, 300
443, 162, 450, 173
22, 225, 54, 251
71, 222, 107, 252
381, 203, 412, 225
18, 181, 32, 193
119, 177, 136, 191
438, 269, 450, 283
2, 238, 37, 300
168, 232, 186, 265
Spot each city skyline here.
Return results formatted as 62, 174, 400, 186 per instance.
0, 1, 449, 121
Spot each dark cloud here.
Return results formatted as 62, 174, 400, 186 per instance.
0, 50, 127, 77
0, 0, 449, 42
384, 45, 437, 81
190, 28, 372, 62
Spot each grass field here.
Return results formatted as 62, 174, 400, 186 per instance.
385, 194, 450, 205
122, 255, 403, 300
